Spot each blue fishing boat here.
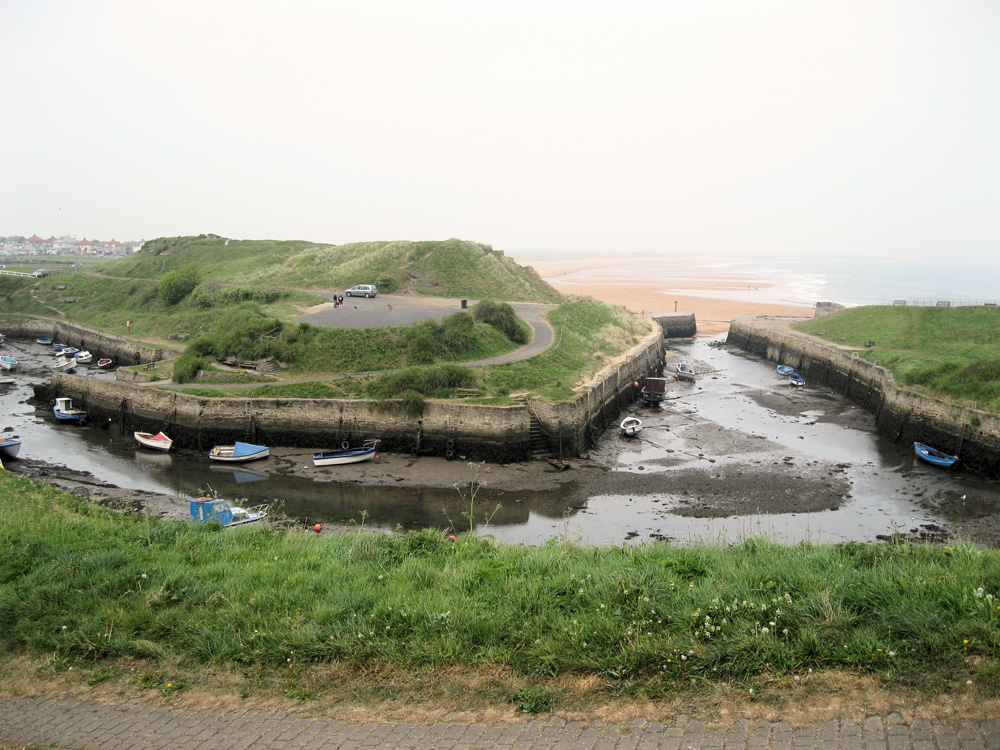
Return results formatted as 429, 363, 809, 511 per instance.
190, 496, 268, 526
0, 438, 20, 460
53, 397, 87, 423
788, 373, 805, 387
914, 442, 959, 469
208, 441, 269, 463
776, 365, 794, 376
36, 337, 53, 345
0, 355, 18, 372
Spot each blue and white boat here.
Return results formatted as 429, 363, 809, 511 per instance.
776, 365, 795, 376
190, 496, 268, 526
914, 442, 959, 469
36, 337, 53, 345
0, 438, 20, 460
0, 355, 18, 371
208, 441, 269, 463
788, 373, 805, 387
313, 439, 380, 466
53, 397, 87, 423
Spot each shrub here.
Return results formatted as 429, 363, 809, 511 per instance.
172, 353, 206, 383
375, 275, 399, 294
157, 262, 201, 305
440, 312, 475, 353
472, 300, 529, 344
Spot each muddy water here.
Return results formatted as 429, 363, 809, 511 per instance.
3, 336, 999, 546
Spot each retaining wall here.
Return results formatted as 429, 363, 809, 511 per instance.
651, 313, 697, 338
727, 316, 1000, 478
35, 323, 666, 461
3, 319, 179, 365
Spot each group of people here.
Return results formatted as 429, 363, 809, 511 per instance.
331, 293, 345, 308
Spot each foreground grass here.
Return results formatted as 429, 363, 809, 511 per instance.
2, 472, 999, 707
796, 306, 1000, 412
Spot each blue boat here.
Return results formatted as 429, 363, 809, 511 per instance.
0, 438, 20, 460
36, 337, 53, 345
0, 355, 18, 372
313, 439, 380, 466
190, 497, 269, 526
788, 373, 805, 387
776, 365, 794, 376
208, 441, 269, 463
53, 397, 87, 423
914, 442, 959, 469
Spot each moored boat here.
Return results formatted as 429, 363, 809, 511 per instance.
640, 377, 668, 405
97, 358, 114, 369
312, 439, 379, 466
0, 355, 18, 371
914, 442, 959, 469
620, 416, 643, 437
134, 431, 173, 451
55, 346, 79, 357
53, 397, 87, 423
36, 337, 53, 345
53, 356, 76, 373
190, 496, 269, 526
0, 438, 20, 460
209, 441, 269, 463
789, 373, 805, 387
776, 365, 795, 376
74, 350, 93, 364
674, 362, 696, 382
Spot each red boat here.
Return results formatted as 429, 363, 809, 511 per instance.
97, 358, 113, 369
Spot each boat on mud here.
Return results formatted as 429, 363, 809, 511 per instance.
674, 362, 696, 382
209, 441, 269, 463
53, 397, 87, 423
0, 438, 21, 460
914, 442, 959, 469
312, 439, 379, 466
640, 377, 668, 405
190, 496, 269, 526
134, 431, 173, 451
620, 416, 643, 437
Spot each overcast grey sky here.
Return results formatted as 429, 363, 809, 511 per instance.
3, 1, 998, 259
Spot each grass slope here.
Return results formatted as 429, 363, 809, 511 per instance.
1, 471, 998, 704
106, 236, 562, 303
796, 306, 1000, 412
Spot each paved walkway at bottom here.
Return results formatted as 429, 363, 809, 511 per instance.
2, 696, 999, 750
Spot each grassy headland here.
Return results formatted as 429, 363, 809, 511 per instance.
1, 471, 998, 708
795, 306, 1000, 412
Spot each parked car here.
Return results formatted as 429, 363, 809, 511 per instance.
345, 284, 377, 298
32, 269, 49, 277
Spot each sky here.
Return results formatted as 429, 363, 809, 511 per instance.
3, 1, 999, 260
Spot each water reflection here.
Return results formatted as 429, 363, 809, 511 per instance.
3, 335, 999, 546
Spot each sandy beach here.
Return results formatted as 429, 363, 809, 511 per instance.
514, 255, 815, 335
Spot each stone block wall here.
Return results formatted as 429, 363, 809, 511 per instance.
4, 319, 179, 365
727, 315, 1000, 477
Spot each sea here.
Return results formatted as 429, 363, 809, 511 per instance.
542, 255, 1000, 308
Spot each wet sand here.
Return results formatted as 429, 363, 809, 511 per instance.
516, 255, 815, 334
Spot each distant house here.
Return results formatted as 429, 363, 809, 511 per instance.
75, 238, 98, 255
26, 235, 49, 255
53, 235, 78, 254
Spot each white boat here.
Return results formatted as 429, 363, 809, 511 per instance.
312, 439, 379, 466
55, 346, 79, 357
0, 438, 20, 460
0, 355, 17, 371
209, 441, 269, 463
620, 416, 643, 437
190, 497, 268, 526
53, 355, 76, 373
134, 431, 173, 451
674, 362, 696, 382
74, 350, 93, 364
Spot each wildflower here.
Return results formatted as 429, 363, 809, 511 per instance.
889, 651, 895, 657
274, 556, 278, 561
141, 573, 147, 579
967, 680, 973, 686
166, 683, 172, 688
681, 655, 687, 661
61, 626, 67, 631
643, 597, 649, 602
964, 639, 969, 644
769, 621, 776, 627
783, 628, 789, 635
378, 575, 383, 580
976, 588, 984, 598
761, 627, 769, 634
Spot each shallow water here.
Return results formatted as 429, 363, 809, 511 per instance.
3, 336, 999, 546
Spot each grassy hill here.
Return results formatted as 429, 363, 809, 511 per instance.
105, 235, 562, 303
795, 306, 1000, 412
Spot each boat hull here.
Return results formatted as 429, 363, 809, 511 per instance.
313, 440, 379, 466
620, 417, 643, 437
209, 442, 269, 463
914, 442, 959, 469
135, 431, 173, 451
0, 439, 20, 460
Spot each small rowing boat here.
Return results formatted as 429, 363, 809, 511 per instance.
134, 431, 173, 451
776, 365, 794, 376
789, 373, 805, 387
312, 439, 379, 466
209, 441, 269, 463
620, 416, 643, 437
0, 438, 20, 460
914, 442, 959, 469
97, 358, 114, 369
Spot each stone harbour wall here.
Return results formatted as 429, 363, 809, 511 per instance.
727, 315, 1000, 478
4, 319, 180, 366
41, 323, 666, 461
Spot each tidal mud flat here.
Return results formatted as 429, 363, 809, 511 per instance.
7, 337, 1000, 547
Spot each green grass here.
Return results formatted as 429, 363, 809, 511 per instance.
795, 306, 1000, 411
3, 471, 997, 695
